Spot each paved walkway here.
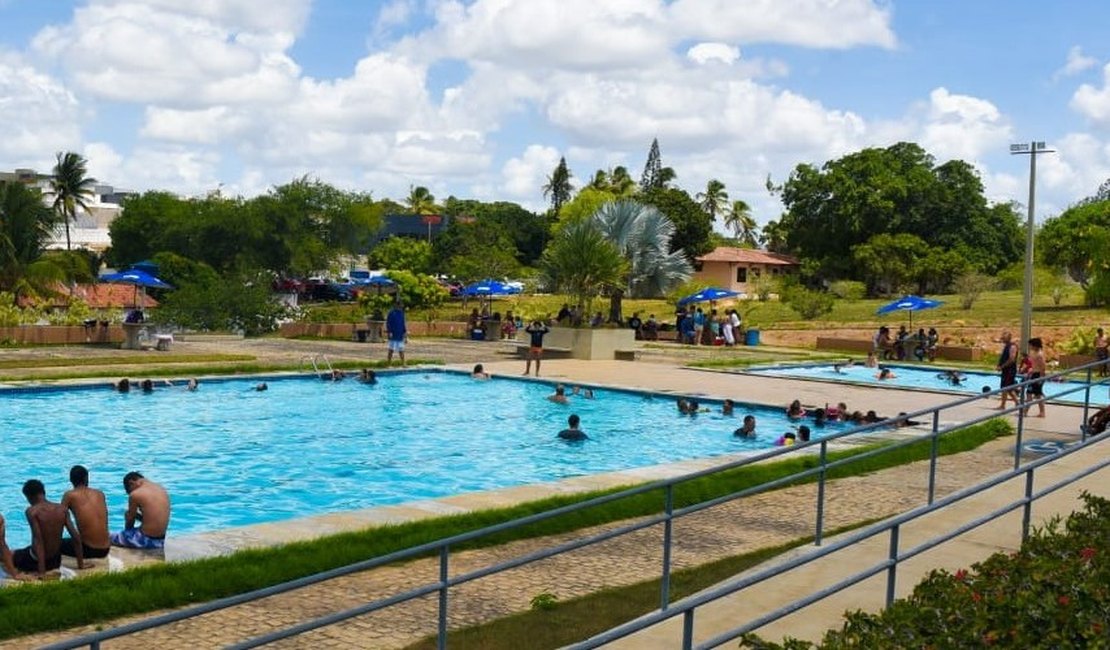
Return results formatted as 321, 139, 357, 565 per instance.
5, 350, 1105, 649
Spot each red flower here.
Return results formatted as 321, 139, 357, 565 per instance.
1058, 595, 1070, 606
972, 591, 982, 602
1080, 547, 1096, 561
954, 568, 968, 581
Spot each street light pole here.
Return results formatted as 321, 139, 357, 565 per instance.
1009, 141, 1055, 354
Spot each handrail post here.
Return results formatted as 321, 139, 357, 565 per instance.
661, 485, 674, 611
437, 546, 449, 650
1021, 469, 1035, 542
927, 410, 940, 505
886, 524, 900, 607
815, 440, 828, 546
681, 609, 695, 650
1013, 399, 1026, 470
1081, 366, 1093, 442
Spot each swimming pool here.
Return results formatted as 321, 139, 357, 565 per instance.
748, 362, 1110, 406
0, 372, 857, 548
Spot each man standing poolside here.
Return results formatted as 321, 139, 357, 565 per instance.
524, 319, 549, 376
385, 300, 407, 367
111, 472, 170, 550
60, 465, 111, 561
13, 479, 86, 577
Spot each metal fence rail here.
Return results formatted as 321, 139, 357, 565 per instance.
43, 359, 1110, 650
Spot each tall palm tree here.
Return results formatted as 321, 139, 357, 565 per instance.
591, 200, 692, 298
697, 179, 729, 223
540, 218, 625, 318
405, 185, 437, 215
608, 166, 636, 196
50, 151, 97, 251
725, 200, 759, 247
542, 157, 573, 214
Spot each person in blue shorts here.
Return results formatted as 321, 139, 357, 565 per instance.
524, 319, 549, 376
111, 472, 170, 550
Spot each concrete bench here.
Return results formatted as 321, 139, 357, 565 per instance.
614, 349, 639, 361
815, 337, 982, 361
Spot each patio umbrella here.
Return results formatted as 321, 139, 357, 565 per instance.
677, 287, 740, 307
99, 268, 174, 308
876, 295, 942, 328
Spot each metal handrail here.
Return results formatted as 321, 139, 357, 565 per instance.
42, 358, 1110, 650
572, 429, 1110, 649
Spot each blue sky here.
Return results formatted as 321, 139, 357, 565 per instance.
3, 0, 1110, 225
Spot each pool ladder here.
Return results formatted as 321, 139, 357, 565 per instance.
303, 354, 334, 379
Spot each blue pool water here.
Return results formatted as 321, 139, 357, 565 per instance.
749, 363, 1110, 406
0, 372, 856, 548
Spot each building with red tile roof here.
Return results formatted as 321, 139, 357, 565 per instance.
693, 247, 800, 296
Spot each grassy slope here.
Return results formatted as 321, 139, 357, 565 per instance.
0, 420, 1011, 641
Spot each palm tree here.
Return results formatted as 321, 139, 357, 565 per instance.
725, 200, 759, 247
589, 169, 609, 191
50, 151, 97, 251
0, 181, 67, 303
697, 179, 729, 223
540, 218, 625, 318
608, 166, 636, 196
405, 185, 437, 215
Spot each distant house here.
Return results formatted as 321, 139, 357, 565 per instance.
693, 247, 800, 295
375, 213, 452, 244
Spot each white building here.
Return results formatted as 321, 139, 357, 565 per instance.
0, 168, 132, 252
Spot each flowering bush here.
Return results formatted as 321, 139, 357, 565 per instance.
741, 492, 1110, 649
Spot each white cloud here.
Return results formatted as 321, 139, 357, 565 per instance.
1071, 63, 1110, 127
669, 0, 896, 49
0, 52, 82, 166
32, 2, 302, 107
500, 144, 560, 199
82, 141, 222, 194
917, 87, 1012, 161
140, 106, 251, 144
91, 0, 311, 34
1054, 45, 1097, 80
687, 42, 740, 65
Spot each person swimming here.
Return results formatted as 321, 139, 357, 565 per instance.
254, 382, 268, 392
548, 384, 569, 404
876, 367, 896, 380
734, 414, 757, 438
722, 399, 735, 415
786, 399, 806, 419
812, 408, 827, 427
797, 425, 811, 442
358, 369, 378, 384
471, 364, 491, 380
557, 414, 588, 441
776, 431, 796, 446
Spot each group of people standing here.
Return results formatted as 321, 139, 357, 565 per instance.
670, 305, 743, 346
1, 466, 170, 581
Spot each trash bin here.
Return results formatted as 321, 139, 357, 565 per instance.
744, 328, 760, 346
356, 329, 369, 343
470, 328, 486, 341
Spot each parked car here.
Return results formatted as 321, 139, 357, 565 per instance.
307, 280, 355, 302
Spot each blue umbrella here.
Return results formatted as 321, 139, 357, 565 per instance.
462, 279, 521, 297
876, 295, 942, 327
678, 287, 741, 306
356, 275, 398, 295
99, 269, 173, 290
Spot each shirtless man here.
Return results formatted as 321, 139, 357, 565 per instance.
111, 472, 171, 550
13, 479, 86, 578
60, 465, 111, 561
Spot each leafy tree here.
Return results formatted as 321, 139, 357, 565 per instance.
442, 198, 548, 266
953, 271, 992, 309
725, 200, 759, 247
851, 233, 928, 296
914, 247, 971, 294
775, 143, 1022, 281
151, 268, 288, 335
0, 181, 65, 302
367, 237, 433, 275
50, 151, 97, 251
640, 186, 713, 258
359, 269, 447, 312
405, 185, 437, 215
552, 187, 618, 235
696, 179, 729, 224
760, 219, 788, 252
540, 219, 625, 318
542, 157, 574, 214
1038, 199, 1110, 287
434, 218, 521, 282
588, 166, 637, 196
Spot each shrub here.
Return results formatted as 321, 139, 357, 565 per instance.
827, 280, 866, 300
1060, 327, 1098, 355
782, 287, 834, 320
358, 270, 447, 312
529, 592, 559, 611
953, 272, 991, 309
741, 492, 1110, 649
